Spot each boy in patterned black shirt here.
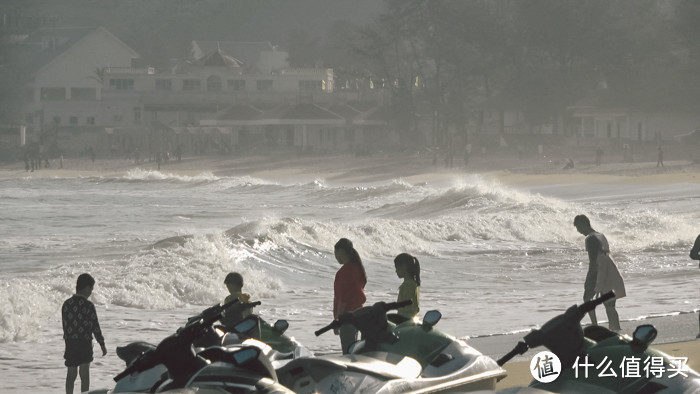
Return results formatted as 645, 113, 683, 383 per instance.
62, 273, 107, 394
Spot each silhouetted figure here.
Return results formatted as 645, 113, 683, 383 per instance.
176, 144, 183, 162
563, 158, 575, 170
573, 215, 625, 331
220, 272, 256, 334
656, 146, 664, 167
62, 273, 107, 394
393, 253, 420, 320
333, 238, 367, 354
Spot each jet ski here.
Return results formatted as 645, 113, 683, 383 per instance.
88, 299, 294, 393
491, 291, 700, 393
276, 300, 507, 393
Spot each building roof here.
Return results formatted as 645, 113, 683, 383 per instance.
209, 102, 388, 126
9, 26, 139, 75
14, 27, 95, 73
218, 105, 265, 120
322, 104, 361, 120
279, 103, 344, 121
193, 41, 275, 66
194, 48, 244, 68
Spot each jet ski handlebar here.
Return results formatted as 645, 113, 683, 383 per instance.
314, 300, 413, 336
186, 299, 261, 326
114, 297, 246, 382
496, 291, 615, 366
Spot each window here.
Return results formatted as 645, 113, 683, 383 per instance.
155, 79, 172, 90
256, 79, 273, 91
69, 116, 78, 125
71, 88, 96, 100
207, 76, 222, 91
109, 79, 134, 90
228, 79, 246, 91
183, 79, 201, 91
134, 107, 141, 122
40, 87, 66, 100
87, 117, 95, 125
299, 80, 322, 91
151, 111, 158, 121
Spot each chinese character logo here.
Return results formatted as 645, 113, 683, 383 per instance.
530, 351, 562, 383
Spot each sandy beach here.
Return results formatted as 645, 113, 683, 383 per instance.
2, 145, 700, 186
2, 149, 699, 390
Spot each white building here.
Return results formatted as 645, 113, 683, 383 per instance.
20, 26, 140, 140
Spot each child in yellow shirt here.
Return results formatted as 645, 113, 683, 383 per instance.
394, 253, 420, 319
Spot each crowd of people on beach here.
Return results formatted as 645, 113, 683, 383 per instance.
60, 223, 700, 393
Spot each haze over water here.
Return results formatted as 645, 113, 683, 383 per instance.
1, 169, 698, 392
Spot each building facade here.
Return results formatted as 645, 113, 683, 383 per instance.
14, 26, 392, 157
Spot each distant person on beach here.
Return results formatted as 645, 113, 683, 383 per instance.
333, 238, 367, 354
176, 143, 183, 162
656, 146, 664, 167
394, 253, 420, 321
690, 234, 700, 337
62, 273, 107, 394
563, 157, 575, 170
220, 272, 255, 331
574, 215, 626, 331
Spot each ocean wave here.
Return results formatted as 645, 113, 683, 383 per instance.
123, 168, 220, 183
0, 233, 284, 342
305, 178, 417, 203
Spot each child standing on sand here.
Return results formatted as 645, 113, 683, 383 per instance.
394, 253, 421, 320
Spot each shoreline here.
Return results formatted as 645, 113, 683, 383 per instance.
1, 151, 700, 186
